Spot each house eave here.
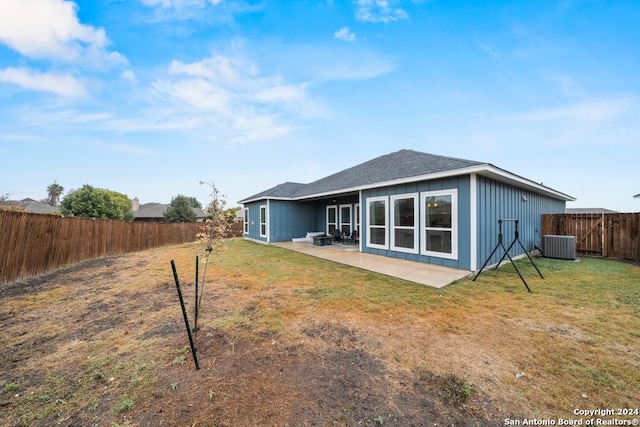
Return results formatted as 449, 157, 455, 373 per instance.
474, 165, 576, 202
296, 165, 574, 202
239, 164, 575, 205
238, 196, 295, 204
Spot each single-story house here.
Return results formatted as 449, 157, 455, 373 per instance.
132, 198, 205, 222
3, 198, 59, 214
565, 208, 618, 214
238, 149, 575, 272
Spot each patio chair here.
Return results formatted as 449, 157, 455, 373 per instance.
332, 228, 342, 243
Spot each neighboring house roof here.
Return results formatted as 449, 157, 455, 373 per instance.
134, 202, 168, 219
133, 202, 204, 220
239, 149, 575, 203
566, 208, 618, 214
4, 198, 59, 214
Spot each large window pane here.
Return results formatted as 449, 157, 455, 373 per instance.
327, 206, 337, 234
370, 228, 386, 245
341, 206, 350, 222
394, 198, 414, 227
260, 205, 267, 237
425, 195, 452, 228
394, 229, 414, 249
370, 201, 386, 226
426, 230, 452, 253
328, 208, 336, 223
421, 189, 457, 259
367, 197, 387, 249
391, 194, 418, 253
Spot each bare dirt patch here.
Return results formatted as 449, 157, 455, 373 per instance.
2, 242, 638, 426
0, 247, 507, 426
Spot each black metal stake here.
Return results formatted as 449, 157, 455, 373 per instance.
193, 255, 199, 336
170, 260, 200, 370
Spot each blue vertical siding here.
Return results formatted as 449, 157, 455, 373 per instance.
269, 200, 318, 242
244, 201, 267, 242
244, 173, 567, 273
243, 199, 320, 242
361, 176, 472, 270
475, 175, 565, 269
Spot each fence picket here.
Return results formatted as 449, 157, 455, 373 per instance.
1, 211, 244, 285
541, 212, 640, 261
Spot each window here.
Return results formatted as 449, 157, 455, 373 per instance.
260, 205, 267, 238
355, 203, 360, 233
243, 208, 249, 234
366, 196, 388, 249
326, 205, 337, 234
339, 204, 352, 234
421, 190, 457, 259
391, 194, 418, 253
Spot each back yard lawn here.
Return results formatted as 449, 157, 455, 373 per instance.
1, 239, 639, 426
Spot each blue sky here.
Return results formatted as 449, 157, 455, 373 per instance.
1, 0, 638, 211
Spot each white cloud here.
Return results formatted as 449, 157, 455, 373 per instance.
141, 0, 223, 9
0, 0, 125, 66
168, 57, 237, 81
153, 78, 231, 112
513, 97, 635, 124
495, 96, 640, 148
0, 67, 87, 97
121, 70, 138, 83
0, 133, 43, 142
148, 52, 319, 142
355, 0, 408, 23
160, 54, 313, 114
334, 27, 356, 42
103, 144, 154, 156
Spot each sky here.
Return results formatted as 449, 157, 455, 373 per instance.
1, 0, 639, 212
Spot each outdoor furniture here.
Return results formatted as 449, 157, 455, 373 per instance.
342, 229, 359, 244
292, 231, 325, 243
332, 228, 343, 243
312, 235, 333, 246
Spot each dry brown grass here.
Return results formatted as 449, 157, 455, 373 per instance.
1, 239, 639, 426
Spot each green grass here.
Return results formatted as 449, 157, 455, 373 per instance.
3, 238, 638, 424
214, 240, 640, 413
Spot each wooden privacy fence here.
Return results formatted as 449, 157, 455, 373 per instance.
541, 213, 640, 261
0, 211, 202, 285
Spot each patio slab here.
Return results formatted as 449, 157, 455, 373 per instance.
272, 241, 472, 289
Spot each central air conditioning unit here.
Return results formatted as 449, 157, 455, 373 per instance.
542, 235, 576, 260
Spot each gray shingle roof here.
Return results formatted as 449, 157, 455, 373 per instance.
6, 198, 60, 214
240, 182, 307, 201
565, 208, 618, 214
240, 149, 485, 202
134, 202, 204, 219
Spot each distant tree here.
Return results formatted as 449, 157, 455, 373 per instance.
186, 196, 202, 209
45, 181, 64, 206
60, 185, 134, 221
0, 193, 20, 211
223, 206, 242, 223
164, 195, 198, 222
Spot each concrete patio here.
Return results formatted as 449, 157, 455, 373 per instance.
272, 241, 472, 288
